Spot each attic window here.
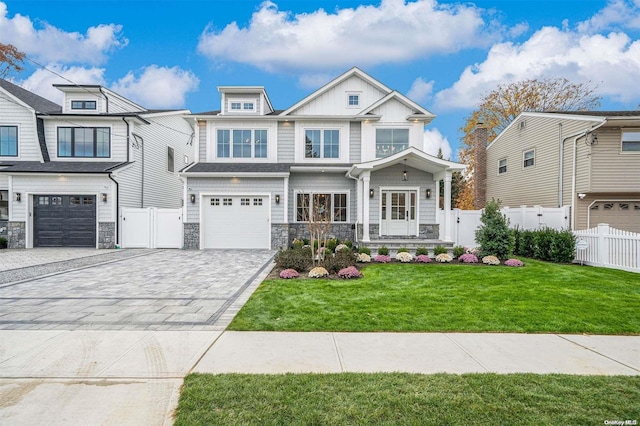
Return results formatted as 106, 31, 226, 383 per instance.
71, 100, 96, 110
347, 93, 360, 108
519, 120, 526, 130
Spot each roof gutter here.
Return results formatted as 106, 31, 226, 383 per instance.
108, 172, 120, 246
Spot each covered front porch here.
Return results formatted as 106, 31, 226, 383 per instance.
346, 147, 466, 246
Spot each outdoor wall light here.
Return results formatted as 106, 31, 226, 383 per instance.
190, 194, 196, 204
369, 188, 374, 198
275, 194, 280, 204
402, 159, 408, 181
578, 193, 586, 200
426, 188, 432, 199
15, 192, 21, 202
101, 193, 108, 203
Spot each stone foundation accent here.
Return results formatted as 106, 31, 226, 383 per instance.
419, 224, 440, 239
183, 223, 200, 249
271, 224, 289, 250
287, 223, 357, 245
98, 222, 116, 249
0, 220, 7, 238
357, 223, 439, 240
8, 221, 25, 249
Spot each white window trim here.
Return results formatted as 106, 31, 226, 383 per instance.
523, 149, 535, 169
54, 124, 113, 160
0, 123, 20, 158
303, 128, 342, 160
209, 124, 275, 162
294, 121, 349, 163
346, 92, 361, 108
375, 127, 411, 159
294, 190, 350, 223
621, 128, 640, 154
498, 158, 507, 175
227, 99, 256, 113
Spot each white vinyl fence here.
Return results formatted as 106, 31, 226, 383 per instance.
439, 205, 571, 248
574, 224, 640, 273
121, 207, 183, 249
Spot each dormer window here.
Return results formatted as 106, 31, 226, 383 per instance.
228, 99, 256, 113
243, 102, 254, 110
71, 100, 97, 110
230, 102, 242, 110
347, 93, 360, 108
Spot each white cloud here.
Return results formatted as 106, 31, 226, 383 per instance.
110, 65, 200, 108
407, 77, 434, 103
577, 0, 640, 33
0, 1, 127, 64
16, 64, 106, 104
435, 26, 640, 109
423, 128, 452, 159
198, 0, 494, 74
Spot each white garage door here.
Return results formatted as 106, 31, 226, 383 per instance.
203, 195, 270, 249
590, 201, 640, 233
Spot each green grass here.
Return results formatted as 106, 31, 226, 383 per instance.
229, 259, 640, 334
175, 373, 640, 425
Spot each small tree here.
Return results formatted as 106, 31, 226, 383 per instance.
0, 43, 25, 78
299, 193, 334, 266
475, 199, 514, 259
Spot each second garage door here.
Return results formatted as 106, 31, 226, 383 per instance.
590, 201, 640, 233
203, 195, 270, 249
34, 195, 96, 247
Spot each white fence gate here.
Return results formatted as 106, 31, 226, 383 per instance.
574, 224, 640, 273
439, 205, 571, 247
121, 207, 183, 249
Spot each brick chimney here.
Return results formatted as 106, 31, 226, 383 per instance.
473, 123, 488, 209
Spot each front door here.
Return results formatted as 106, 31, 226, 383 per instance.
381, 191, 417, 236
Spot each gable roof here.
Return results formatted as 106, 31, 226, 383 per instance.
0, 79, 61, 113
280, 67, 392, 116
359, 90, 435, 123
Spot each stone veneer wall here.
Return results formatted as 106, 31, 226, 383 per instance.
271, 224, 289, 250
287, 223, 356, 245
183, 223, 200, 249
0, 220, 7, 238
7, 221, 25, 249
98, 222, 116, 249
357, 223, 439, 239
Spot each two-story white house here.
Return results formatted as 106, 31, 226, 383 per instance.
0, 79, 194, 248
181, 67, 465, 250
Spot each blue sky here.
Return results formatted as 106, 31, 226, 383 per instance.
2, 0, 640, 160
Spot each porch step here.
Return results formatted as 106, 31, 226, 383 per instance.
358, 239, 455, 255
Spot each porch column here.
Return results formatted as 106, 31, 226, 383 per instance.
362, 172, 371, 242
443, 171, 452, 241
434, 179, 440, 225
283, 176, 289, 223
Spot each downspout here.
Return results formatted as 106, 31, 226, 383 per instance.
99, 87, 109, 113
122, 117, 130, 163
108, 173, 120, 247
346, 169, 360, 243
133, 134, 145, 208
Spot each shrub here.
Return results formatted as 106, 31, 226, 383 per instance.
482, 255, 500, 265
475, 199, 514, 259
415, 247, 429, 256
326, 238, 340, 253
534, 227, 576, 263
357, 253, 371, 263
505, 259, 524, 267
357, 246, 371, 255
459, 253, 478, 263
396, 252, 413, 263
279, 269, 299, 279
0, 236, 7, 249
415, 254, 432, 263
435, 253, 452, 263
433, 245, 448, 256
514, 229, 536, 258
343, 240, 353, 249
373, 254, 391, 263
452, 246, 465, 258
308, 266, 329, 278
397, 247, 409, 253
338, 266, 362, 279
377, 246, 389, 256
335, 244, 349, 252
275, 247, 312, 271
322, 249, 357, 273
291, 238, 304, 249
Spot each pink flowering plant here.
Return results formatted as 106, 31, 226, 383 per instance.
415, 254, 432, 263
338, 266, 362, 279
459, 253, 479, 263
504, 259, 524, 267
373, 254, 391, 263
279, 268, 299, 279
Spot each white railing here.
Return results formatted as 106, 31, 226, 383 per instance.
574, 224, 640, 273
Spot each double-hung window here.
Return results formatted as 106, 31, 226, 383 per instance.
498, 158, 507, 174
217, 129, 268, 159
622, 130, 640, 152
376, 129, 409, 158
304, 129, 339, 159
57, 127, 110, 158
296, 192, 347, 222
0, 126, 18, 157
523, 149, 535, 168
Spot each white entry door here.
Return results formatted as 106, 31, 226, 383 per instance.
203, 195, 270, 249
381, 191, 417, 236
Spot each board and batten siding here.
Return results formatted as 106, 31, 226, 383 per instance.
0, 92, 42, 161
185, 177, 285, 223
349, 121, 361, 163
369, 164, 436, 224
288, 173, 357, 223
290, 75, 387, 116
10, 174, 114, 222
277, 121, 295, 162
588, 128, 640, 193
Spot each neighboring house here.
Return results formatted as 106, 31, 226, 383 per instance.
480, 111, 640, 233
0, 79, 193, 248
181, 67, 465, 249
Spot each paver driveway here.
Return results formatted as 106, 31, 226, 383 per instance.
0, 249, 276, 331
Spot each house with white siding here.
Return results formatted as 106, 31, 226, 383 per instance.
482, 111, 640, 233
0, 79, 194, 248
181, 67, 465, 250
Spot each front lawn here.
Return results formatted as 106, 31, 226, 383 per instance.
175, 373, 640, 425
229, 259, 640, 334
